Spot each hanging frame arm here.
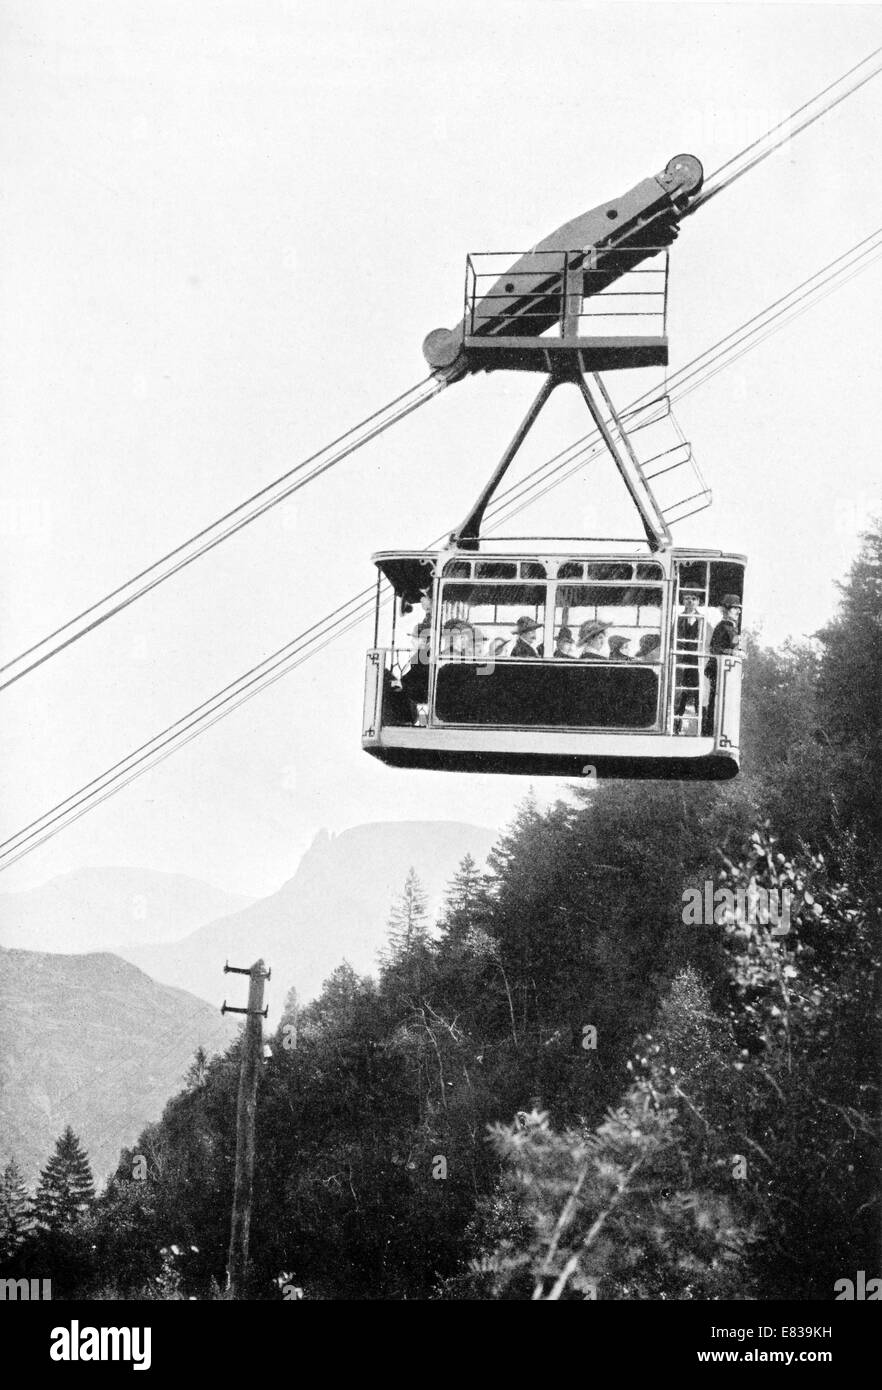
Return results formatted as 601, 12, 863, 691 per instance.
450, 375, 559, 548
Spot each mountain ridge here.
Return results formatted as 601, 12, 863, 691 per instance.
0, 944, 236, 1185
0, 866, 255, 954
118, 820, 496, 1017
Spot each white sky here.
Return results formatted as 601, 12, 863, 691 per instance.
1, 1, 881, 897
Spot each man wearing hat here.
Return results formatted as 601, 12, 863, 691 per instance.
578, 619, 611, 659
554, 626, 577, 659
607, 634, 633, 662
510, 615, 544, 657
702, 594, 742, 736
675, 592, 704, 726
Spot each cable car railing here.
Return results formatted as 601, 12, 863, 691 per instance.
372, 637, 740, 742
464, 248, 670, 343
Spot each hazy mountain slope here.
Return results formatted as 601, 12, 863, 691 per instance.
0, 947, 236, 1185
120, 821, 495, 1017
0, 867, 254, 954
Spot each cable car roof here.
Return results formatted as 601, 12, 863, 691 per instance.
373, 546, 747, 595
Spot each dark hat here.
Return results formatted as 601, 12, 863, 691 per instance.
578, 619, 611, 645
608, 634, 631, 652
443, 617, 472, 632
556, 626, 573, 643
512, 615, 542, 635
721, 593, 742, 609
636, 632, 661, 657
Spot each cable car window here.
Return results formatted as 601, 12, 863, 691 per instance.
520, 561, 546, 579
443, 560, 471, 578
584, 562, 634, 580
555, 583, 662, 659
475, 561, 518, 579
676, 560, 708, 592
556, 584, 662, 611
636, 562, 664, 580
708, 560, 745, 607
557, 561, 584, 579
441, 582, 545, 659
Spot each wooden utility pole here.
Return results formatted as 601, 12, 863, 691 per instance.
221, 958, 270, 1299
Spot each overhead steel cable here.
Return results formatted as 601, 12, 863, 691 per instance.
4, 41, 882, 698
489, 236, 882, 532
692, 41, 882, 211
484, 225, 882, 526
0, 599, 384, 871
0, 585, 380, 859
0, 372, 451, 693
3, 225, 881, 872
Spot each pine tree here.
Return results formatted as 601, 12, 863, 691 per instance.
33, 1127, 95, 1233
437, 854, 487, 949
816, 516, 882, 855
281, 984, 300, 1027
817, 516, 882, 742
0, 1158, 34, 1257
384, 868, 429, 964
184, 1045, 209, 1091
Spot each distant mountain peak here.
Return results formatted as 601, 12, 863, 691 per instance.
118, 819, 498, 1022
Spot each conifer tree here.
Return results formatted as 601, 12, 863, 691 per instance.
817, 517, 882, 741
384, 868, 429, 963
33, 1127, 95, 1233
184, 1045, 209, 1091
816, 516, 882, 853
437, 854, 487, 949
0, 1158, 34, 1257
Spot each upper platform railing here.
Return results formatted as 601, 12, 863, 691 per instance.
458, 248, 670, 374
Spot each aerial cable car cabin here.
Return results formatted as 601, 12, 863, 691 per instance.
363, 156, 746, 780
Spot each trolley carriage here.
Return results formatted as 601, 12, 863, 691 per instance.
363, 546, 744, 779
364, 153, 746, 779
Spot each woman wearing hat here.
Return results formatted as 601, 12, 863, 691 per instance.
554, 626, 577, 658
702, 594, 742, 736
578, 619, 611, 660
510, 615, 544, 657
636, 632, 661, 662
607, 634, 633, 662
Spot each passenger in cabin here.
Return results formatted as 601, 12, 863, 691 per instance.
459, 620, 478, 658
675, 593, 703, 719
441, 617, 478, 660
554, 626, 577, 658
702, 594, 741, 737
677, 592, 703, 648
577, 619, 611, 659
510, 616, 544, 657
635, 632, 661, 662
400, 588, 432, 713
607, 635, 633, 662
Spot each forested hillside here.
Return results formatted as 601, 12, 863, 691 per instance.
2, 522, 879, 1300
0, 949, 235, 1184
